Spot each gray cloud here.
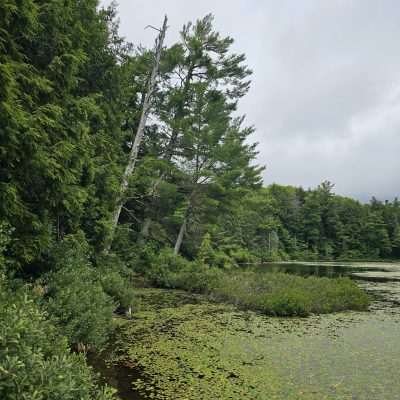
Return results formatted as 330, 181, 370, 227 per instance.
102, 0, 400, 201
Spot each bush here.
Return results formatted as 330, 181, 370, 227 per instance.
145, 248, 192, 287
96, 255, 137, 312
142, 248, 220, 292
44, 236, 114, 349
99, 270, 136, 311
165, 261, 224, 293
212, 250, 236, 268
228, 246, 260, 265
45, 263, 116, 350
44, 235, 139, 347
262, 248, 291, 262
0, 276, 115, 400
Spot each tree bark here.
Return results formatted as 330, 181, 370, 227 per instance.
105, 16, 168, 252
174, 216, 187, 255
173, 193, 195, 255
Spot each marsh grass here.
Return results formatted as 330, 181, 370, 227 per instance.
210, 271, 370, 316
150, 264, 370, 317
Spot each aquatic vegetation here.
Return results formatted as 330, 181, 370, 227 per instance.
211, 271, 371, 316
110, 288, 400, 400
112, 290, 304, 400
148, 261, 370, 316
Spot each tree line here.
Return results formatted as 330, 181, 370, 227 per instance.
1, 2, 399, 276
228, 181, 400, 261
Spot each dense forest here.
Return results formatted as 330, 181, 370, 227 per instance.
0, 1, 398, 399
242, 182, 400, 261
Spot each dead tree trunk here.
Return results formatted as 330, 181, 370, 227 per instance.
136, 173, 164, 244
174, 216, 187, 255
173, 193, 195, 255
105, 16, 168, 252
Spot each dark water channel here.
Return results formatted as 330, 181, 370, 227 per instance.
88, 344, 145, 400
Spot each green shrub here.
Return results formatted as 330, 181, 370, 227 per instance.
95, 254, 137, 312
210, 249, 237, 269
145, 248, 192, 287
45, 263, 116, 350
99, 270, 137, 312
265, 249, 290, 262
228, 246, 260, 265
129, 242, 160, 274
0, 276, 115, 400
44, 235, 141, 347
166, 261, 224, 293
144, 248, 223, 292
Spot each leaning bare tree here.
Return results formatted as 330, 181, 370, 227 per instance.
105, 15, 168, 252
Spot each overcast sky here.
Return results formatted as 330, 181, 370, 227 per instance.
102, 0, 400, 201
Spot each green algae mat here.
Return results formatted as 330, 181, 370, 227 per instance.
111, 288, 400, 400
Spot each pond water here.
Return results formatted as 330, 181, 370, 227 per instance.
256, 261, 400, 280
99, 262, 400, 400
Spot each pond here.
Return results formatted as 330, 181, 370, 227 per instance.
255, 260, 400, 280
98, 262, 400, 400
